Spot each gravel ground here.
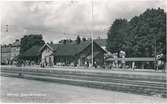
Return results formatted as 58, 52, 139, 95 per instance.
0, 76, 166, 103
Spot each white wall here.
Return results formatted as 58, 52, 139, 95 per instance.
41, 46, 53, 63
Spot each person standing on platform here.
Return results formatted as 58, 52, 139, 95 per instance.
132, 61, 135, 70
114, 53, 118, 68
119, 50, 126, 69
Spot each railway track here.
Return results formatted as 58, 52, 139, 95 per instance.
1, 67, 167, 98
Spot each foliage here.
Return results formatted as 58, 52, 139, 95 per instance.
107, 8, 166, 59
59, 39, 72, 44
107, 19, 128, 54
20, 34, 45, 54
76, 35, 81, 44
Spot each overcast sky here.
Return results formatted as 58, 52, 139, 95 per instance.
0, 0, 166, 44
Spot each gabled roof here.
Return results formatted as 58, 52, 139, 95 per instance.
22, 45, 42, 57
53, 41, 92, 56
53, 41, 106, 56
40, 43, 61, 52
40, 39, 107, 53
39, 39, 106, 57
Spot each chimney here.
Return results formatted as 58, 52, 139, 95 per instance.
50, 41, 53, 44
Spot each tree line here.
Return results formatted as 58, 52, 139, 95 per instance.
106, 8, 166, 61
58, 36, 87, 44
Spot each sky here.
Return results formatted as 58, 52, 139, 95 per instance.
0, 0, 166, 44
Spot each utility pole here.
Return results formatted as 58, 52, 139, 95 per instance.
91, 0, 94, 67
154, 34, 158, 71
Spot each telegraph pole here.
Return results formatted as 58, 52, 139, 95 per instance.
91, 0, 94, 67
154, 34, 158, 71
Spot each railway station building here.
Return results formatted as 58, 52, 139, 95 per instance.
40, 41, 106, 67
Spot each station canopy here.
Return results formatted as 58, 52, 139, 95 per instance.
105, 57, 155, 62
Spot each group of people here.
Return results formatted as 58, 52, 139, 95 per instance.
112, 51, 126, 69
40, 61, 53, 68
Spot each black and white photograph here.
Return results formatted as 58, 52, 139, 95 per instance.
0, 0, 166, 103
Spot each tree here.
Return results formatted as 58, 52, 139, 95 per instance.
127, 8, 166, 57
76, 35, 81, 44
20, 34, 45, 54
59, 39, 73, 44
106, 8, 166, 59
106, 19, 128, 55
